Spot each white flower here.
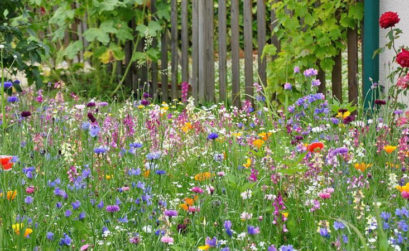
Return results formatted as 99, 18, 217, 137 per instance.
240, 212, 252, 220
241, 190, 252, 200
142, 225, 152, 233
0, 44, 4, 49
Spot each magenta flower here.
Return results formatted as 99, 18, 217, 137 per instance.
191, 187, 204, 194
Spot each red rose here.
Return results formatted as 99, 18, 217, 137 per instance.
379, 11, 400, 29
397, 49, 409, 68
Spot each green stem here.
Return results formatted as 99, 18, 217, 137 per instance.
1, 49, 5, 132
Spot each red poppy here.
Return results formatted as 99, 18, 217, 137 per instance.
307, 142, 324, 153
0, 156, 13, 171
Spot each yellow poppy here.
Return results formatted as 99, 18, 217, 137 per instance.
182, 122, 193, 133
194, 172, 212, 181
243, 158, 252, 168
198, 245, 210, 250
354, 163, 372, 172
253, 139, 265, 149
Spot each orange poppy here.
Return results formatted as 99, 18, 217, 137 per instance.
307, 142, 324, 152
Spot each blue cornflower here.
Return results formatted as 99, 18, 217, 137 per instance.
396, 207, 409, 218
224, 220, 233, 237
72, 200, 81, 210
381, 212, 391, 221
98, 200, 104, 209
46, 232, 54, 240
207, 132, 219, 140
81, 122, 90, 130
319, 228, 330, 238
59, 233, 72, 246
79, 212, 86, 220
333, 221, 345, 230
118, 215, 128, 223
398, 220, 409, 232
56, 202, 63, 208
130, 142, 143, 148
128, 168, 141, 176
89, 124, 100, 137
24, 196, 34, 204
280, 245, 295, 251
155, 170, 166, 175
247, 225, 260, 235
65, 210, 72, 217
7, 96, 18, 103
146, 151, 161, 160
94, 146, 108, 154
3, 81, 12, 89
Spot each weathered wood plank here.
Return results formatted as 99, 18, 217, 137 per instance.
171, 0, 178, 100
332, 52, 342, 102
161, 29, 169, 102
192, 0, 199, 101
244, 0, 253, 100
231, 0, 241, 107
257, 0, 266, 87
205, 1, 215, 102
181, 0, 189, 84
218, 0, 227, 102
317, 64, 326, 94
348, 28, 359, 104
198, 0, 206, 103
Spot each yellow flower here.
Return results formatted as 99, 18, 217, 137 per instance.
396, 183, 409, 193
386, 162, 400, 169
12, 223, 23, 234
182, 122, 193, 133
105, 175, 113, 180
258, 132, 272, 141
282, 212, 289, 218
384, 145, 397, 154
198, 245, 210, 250
336, 110, 351, 119
354, 163, 372, 172
231, 132, 242, 138
243, 158, 252, 168
24, 228, 33, 237
194, 172, 212, 181
137, 105, 144, 109
143, 170, 150, 178
0, 190, 17, 201
253, 139, 265, 149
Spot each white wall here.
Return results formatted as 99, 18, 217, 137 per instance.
379, 1, 409, 102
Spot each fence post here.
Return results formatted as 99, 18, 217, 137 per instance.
231, 0, 241, 107
257, 0, 267, 87
161, 29, 169, 102
244, 0, 254, 101
218, 0, 227, 103
198, 0, 206, 103
150, 0, 158, 100
171, 0, 178, 100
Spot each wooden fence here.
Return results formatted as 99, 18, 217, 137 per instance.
65, 0, 361, 106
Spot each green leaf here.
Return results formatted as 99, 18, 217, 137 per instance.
83, 28, 110, 45
262, 44, 277, 59
100, 20, 117, 33
64, 41, 83, 59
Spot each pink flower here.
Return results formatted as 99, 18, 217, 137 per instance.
26, 186, 35, 194
188, 206, 200, 213
319, 192, 331, 199
161, 236, 174, 244
217, 171, 225, 176
191, 187, 204, 194
80, 244, 91, 251
402, 191, 409, 199
397, 73, 409, 89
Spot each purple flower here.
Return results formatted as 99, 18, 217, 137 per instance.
65, 210, 72, 217
89, 124, 100, 137
7, 96, 18, 103
164, 210, 178, 217
333, 221, 345, 230
59, 233, 72, 246
79, 212, 86, 220
294, 66, 300, 73
72, 200, 81, 210
87, 112, 97, 123
268, 245, 277, 251
24, 196, 34, 204
146, 151, 161, 160
311, 79, 321, 86
155, 170, 166, 175
46, 232, 54, 240
247, 225, 260, 235
224, 220, 233, 237
3, 81, 12, 89
205, 237, 217, 247
284, 83, 292, 90
207, 132, 219, 140
303, 68, 318, 77
97, 200, 104, 209
21, 111, 31, 118
94, 146, 108, 154
87, 102, 96, 107
98, 102, 109, 107
280, 245, 294, 251
106, 205, 120, 213
141, 99, 150, 106
319, 228, 330, 238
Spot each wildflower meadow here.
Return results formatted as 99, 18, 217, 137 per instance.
1, 1, 409, 251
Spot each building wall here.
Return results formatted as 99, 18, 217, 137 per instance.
379, 1, 409, 102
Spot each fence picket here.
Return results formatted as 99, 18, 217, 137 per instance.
151, 0, 158, 99
332, 52, 342, 102
192, 0, 199, 101
218, 0, 227, 103
161, 29, 169, 102
257, 0, 267, 87
244, 0, 253, 101
171, 0, 178, 100
231, 0, 241, 107
181, 0, 189, 84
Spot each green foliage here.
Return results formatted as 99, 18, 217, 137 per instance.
0, 0, 46, 87
28, 0, 171, 98
264, 0, 363, 104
